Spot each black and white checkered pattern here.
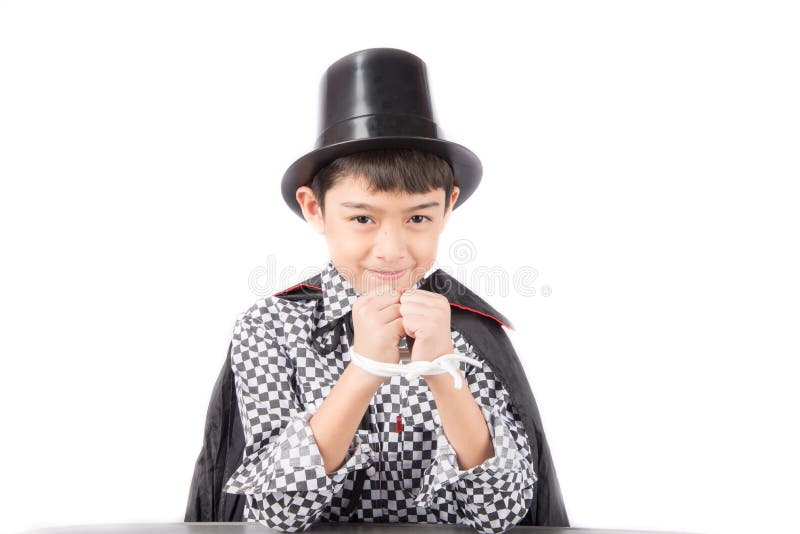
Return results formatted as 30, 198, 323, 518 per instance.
222, 259, 536, 533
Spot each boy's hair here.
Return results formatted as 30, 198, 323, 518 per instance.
309, 148, 455, 216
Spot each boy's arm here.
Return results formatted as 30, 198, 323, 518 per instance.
222, 308, 381, 531
309, 360, 386, 473
415, 330, 537, 534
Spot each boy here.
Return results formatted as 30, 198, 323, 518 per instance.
185, 48, 568, 533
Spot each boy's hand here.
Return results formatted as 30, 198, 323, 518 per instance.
399, 288, 454, 363
351, 287, 405, 365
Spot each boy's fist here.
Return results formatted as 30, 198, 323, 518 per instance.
351, 287, 405, 365
399, 288, 454, 363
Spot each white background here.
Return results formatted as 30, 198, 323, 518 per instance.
1, 2, 798, 534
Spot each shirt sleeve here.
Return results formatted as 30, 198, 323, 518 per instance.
413, 330, 537, 534
222, 310, 375, 532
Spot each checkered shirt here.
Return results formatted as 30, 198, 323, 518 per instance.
222, 259, 537, 533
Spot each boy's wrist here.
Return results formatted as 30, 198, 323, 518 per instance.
423, 368, 461, 391
346, 360, 387, 391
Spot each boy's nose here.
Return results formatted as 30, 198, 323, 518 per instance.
374, 227, 407, 261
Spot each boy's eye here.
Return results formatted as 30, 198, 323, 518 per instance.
349, 215, 431, 224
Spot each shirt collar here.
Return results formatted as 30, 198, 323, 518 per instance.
318, 259, 436, 326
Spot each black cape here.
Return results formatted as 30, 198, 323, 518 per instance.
184, 268, 569, 526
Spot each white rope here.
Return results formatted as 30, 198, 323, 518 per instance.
348, 348, 482, 390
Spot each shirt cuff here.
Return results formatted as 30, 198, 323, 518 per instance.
413, 402, 537, 508
223, 408, 375, 498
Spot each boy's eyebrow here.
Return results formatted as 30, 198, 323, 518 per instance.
340, 201, 440, 212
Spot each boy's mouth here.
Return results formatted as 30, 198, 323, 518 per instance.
368, 268, 407, 280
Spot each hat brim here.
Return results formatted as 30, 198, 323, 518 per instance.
281, 136, 482, 220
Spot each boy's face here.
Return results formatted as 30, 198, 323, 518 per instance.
296, 174, 460, 295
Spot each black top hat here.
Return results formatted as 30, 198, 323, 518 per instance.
281, 47, 483, 220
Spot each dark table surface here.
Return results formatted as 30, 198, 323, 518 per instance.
19, 522, 693, 534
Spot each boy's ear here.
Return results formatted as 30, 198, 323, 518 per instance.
295, 186, 325, 234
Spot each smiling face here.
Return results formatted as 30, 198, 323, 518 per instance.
296, 173, 460, 295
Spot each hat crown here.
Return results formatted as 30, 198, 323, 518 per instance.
315, 48, 441, 148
